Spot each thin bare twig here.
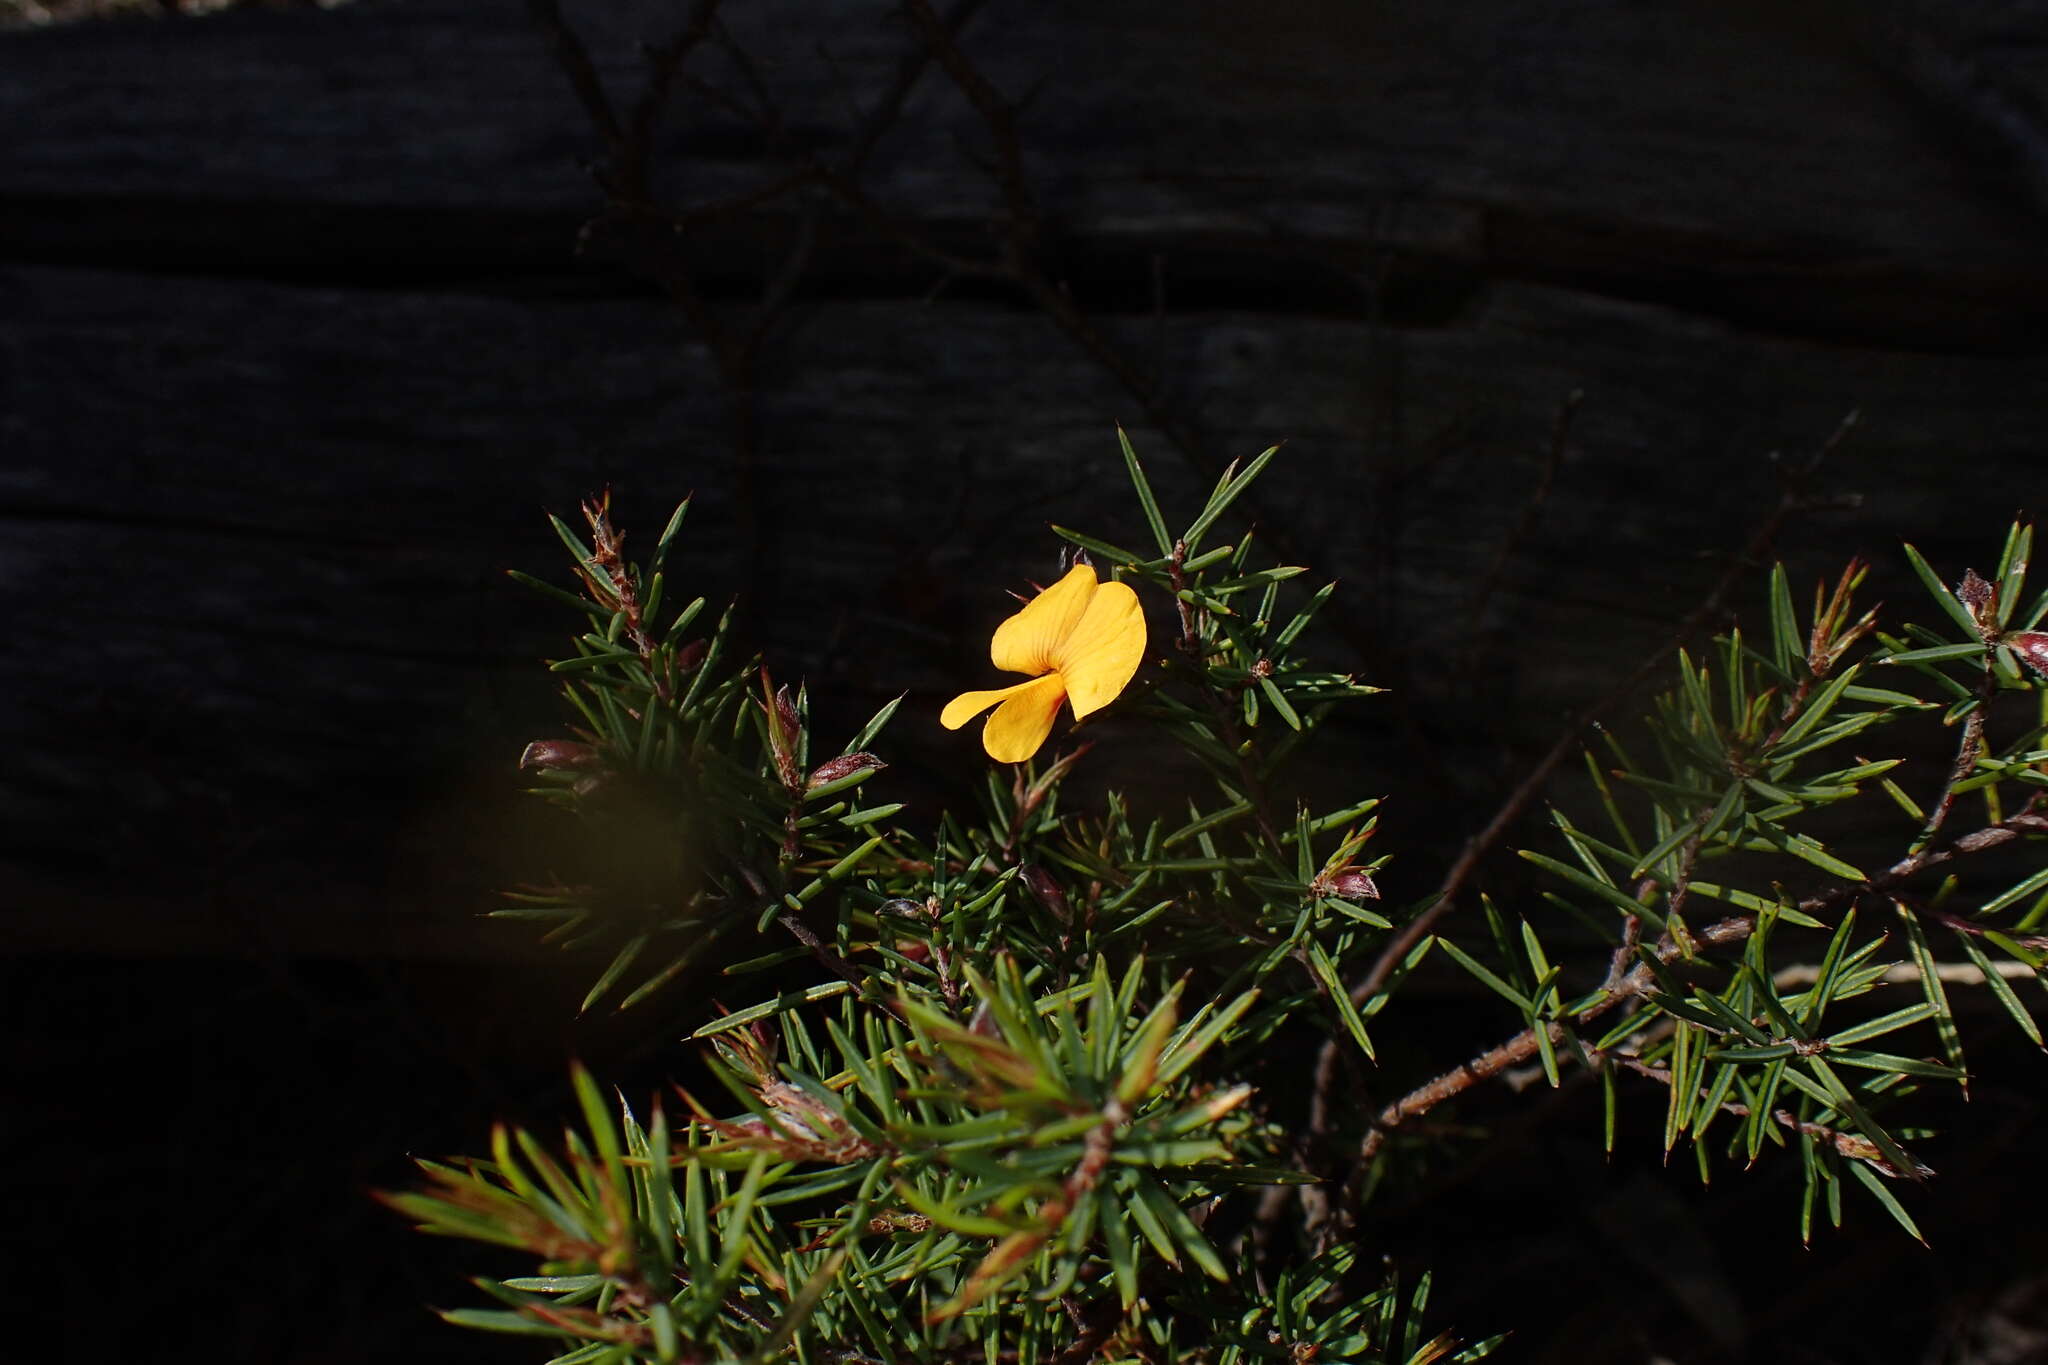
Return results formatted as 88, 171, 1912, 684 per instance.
1267, 418, 1860, 1247
533, 0, 998, 648
621, 0, 726, 197
1347, 410, 1859, 1014
1354, 914, 1760, 1167
1607, 1055, 1931, 1179
776, 911, 877, 995
1167, 539, 1286, 854
1775, 957, 2037, 987
1465, 389, 1579, 630
527, 0, 628, 154
792, 0, 1447, 808
1918, 903, 2048, 952
1351, 804, 2047, 1172
1913, 651, 1997, 853
898, 0, 1037, 246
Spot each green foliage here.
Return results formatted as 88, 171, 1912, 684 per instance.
497, 494, 904, 1012
1478, 523, 2048, 1244
388, 458, 2048, 1361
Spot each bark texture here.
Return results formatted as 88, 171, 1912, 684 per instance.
5, 0, 2046, 954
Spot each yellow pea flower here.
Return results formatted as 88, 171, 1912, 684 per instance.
941, 563, 1147, 763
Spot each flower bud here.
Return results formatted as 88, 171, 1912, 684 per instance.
806, 752, 888, 792
1957, 569, 2000, 638
1332, 870, 1381, 900
774, 684, 801, 740
759, 672, 804, 789
1020, 863, 1070, 922
2008, 631, 2048, 680
519, 739, 600, 771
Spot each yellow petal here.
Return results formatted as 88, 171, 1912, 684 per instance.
980, 673, 1069, 762
1051, 578, 1146, 718
989, 564, 1098, 676
941, 677, 1046, 731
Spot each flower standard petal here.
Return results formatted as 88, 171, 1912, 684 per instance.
989, 564, 1098, 675
1053, 579, 1146, 719
979, 673, 1069, 762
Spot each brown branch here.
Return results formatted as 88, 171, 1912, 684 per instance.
898, 0, 1037, 246
922, 895, 962, 1012
522, 0, 753, 383
804, 162, 1007, 278
851, 0, 1443, 801
1658, 577, 1875, 933
659, 167, 820, 229
790, 0, 1461, 817
1869, 802, 2048, 894
1912, 652, 1997, 853
1918, 902, 2048, 952
1356, 914, 1762, 1163
1351, 805, 2046, 1172
620, 0, 726, 198
776, 911, 873, 993
852, 0, 992, 171
526, 0, 627, 158
1285, 431, 1845, 1242
1881, 14, 2048, 227
738, 0, 1006, 285
1042, 1100, 1134, 1363
1607, 1055, 1932, 1179
1345, 410, 1857, 1015
1167, 539, 1286, 854
576, 210, 742, 372
1464, 388, 1578, 630
534, 0, 995, 650
578, 491, 673, 699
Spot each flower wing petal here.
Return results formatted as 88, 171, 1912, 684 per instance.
941, 677, 1047, 731
989, 564, 1098, 676
1054, 579, 1146, 719
980, 673, 1068, 763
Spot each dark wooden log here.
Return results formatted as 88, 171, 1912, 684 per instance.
5, 0, 2047, 956
4, 0, 2047, 344
7, 258, 2045, 954
13, 20, 2048, 1365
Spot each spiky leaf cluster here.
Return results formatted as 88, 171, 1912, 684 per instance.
390, 452, 1505, 1364
1462, 522, 2048, 1243
391, 450, 2047, 1362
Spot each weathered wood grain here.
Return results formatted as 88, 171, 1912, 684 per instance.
4, 0, 2047, 344
6, 0, 2047, 955
6, 258, 2044, 956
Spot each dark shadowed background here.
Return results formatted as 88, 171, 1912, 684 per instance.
4, 0, 2047, 1359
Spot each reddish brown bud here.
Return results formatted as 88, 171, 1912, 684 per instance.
772, 683, 796, 730
519, 739, 600, 771
1311, 864, 1381, 901
759, 672, 804, 789
581, 490, 624, 568
806, 752, 887, 792
1957, 569, 1999, 637
674, 638, 708, 672
1332, 870, 1381, 900
2008, 631, 2048, 680
1020, 863, 1070, 922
